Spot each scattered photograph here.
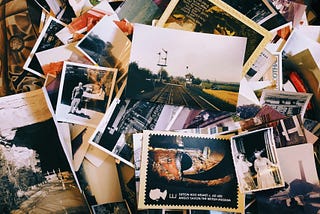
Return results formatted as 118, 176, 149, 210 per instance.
75, 152, 123, 210
138, 130, 244, 212
56, 61, 117, 127
265, 22, 292, 53
260, 89, 312, 118
245, 49, 277, 82
126, 23, 247, 112
255, 143, 320, 214
231, 127, 285, 193
286, 49, 320, 121
36, 42, 92, 76
23, 16, 66, 78
269, 0, 307, 27
56, 1, 115, 44
116, 0, 170, 25
281, 29, 320, 68
239, 114, 308, 148
89, 97, 183, 167
0, 89, 89, 213
156, 0, 273, 75
167, 107, 237, 130
221, 0, 278, 25
76, 14, 132, 81
92, 201, 131, 214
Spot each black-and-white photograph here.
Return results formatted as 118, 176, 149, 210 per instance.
0, 89, 89, 213
167, 107, 237, 130
76, 14, 131, 80
231, 127, 285, 193
56, 61, 117, 127
89, 97, 183, 167
23, 16, 66, 78
260, 89, 313, 118
126, 23, 246, 112
221, 0, 278, 25
92, 201, 131, 214
239, 114, 308, 148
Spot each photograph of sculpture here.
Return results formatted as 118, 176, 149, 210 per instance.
138, 130, 244, 212
56, 61, 117, 127
231, 127, 285, 193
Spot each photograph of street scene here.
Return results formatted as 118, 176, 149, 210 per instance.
126, 24, 247, 112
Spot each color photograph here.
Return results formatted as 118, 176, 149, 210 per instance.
126, 23, 247, 112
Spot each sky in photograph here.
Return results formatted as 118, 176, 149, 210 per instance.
129, 24, 247, 83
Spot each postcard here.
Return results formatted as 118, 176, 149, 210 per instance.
0, 88, 90, 213
76, 14, 131, 82
138, 130, 244, 212
231, 127, 285, 193
260, 89, 312, 119
155, 0, 272, 75
126, 23, 246, 112
23, 16, 66, 78
92, 201, 131, 214
255, 143, 320, 214
89, 97, 183, 167
56, 61, 117, 127
56, 1, 116, 44
286, 49, 320, 121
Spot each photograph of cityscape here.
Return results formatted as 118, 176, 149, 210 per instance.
126, 24, 247, 112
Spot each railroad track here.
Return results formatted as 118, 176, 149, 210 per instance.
150, 84, 221, 111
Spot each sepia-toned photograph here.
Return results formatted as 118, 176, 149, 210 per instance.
56, 61, 117, 127
138, 130, 244, 212
0, 89, 89, 213
23, 16, 66, 78
231, 127, 285, 193
126, 23, 247, 112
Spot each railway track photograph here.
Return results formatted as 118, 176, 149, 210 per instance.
126, 24, 247, 112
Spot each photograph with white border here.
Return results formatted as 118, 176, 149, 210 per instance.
231, 127, 285, 193
23, 16, 66, 78
56, 61, 117, 127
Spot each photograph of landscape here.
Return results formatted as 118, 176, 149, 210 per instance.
126, 24, 247, 112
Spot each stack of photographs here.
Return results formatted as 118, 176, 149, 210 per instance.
1, 0, 320, 213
